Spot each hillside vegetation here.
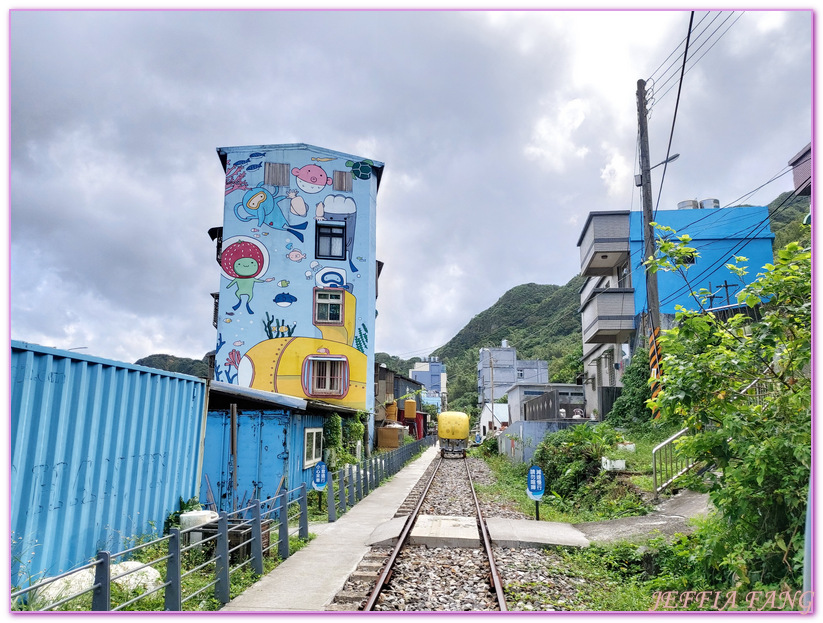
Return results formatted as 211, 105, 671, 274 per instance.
134, 353, 210, 378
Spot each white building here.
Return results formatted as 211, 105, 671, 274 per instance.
477, 340, 548, 405
479, 403, 510, 437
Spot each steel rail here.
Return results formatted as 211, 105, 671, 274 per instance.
465, 459, 508, 611
363, 456, 444, 611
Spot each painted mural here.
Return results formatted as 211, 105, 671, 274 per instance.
213, 145, 379, 411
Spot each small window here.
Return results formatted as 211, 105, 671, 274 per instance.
333, 170, 352, 192
264, 162, 290, 186
304, 428, 323, 468
314, 289, 344, 325
316, 223, 346, 260
303, 356, 348, 398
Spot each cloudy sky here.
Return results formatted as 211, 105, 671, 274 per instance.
8, 8, 813, 365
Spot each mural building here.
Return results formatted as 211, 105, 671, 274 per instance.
213, 144, 384, 412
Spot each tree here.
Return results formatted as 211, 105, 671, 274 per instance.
648, 235, 811, 589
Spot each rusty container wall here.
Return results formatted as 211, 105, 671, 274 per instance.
10, 341, 207, 585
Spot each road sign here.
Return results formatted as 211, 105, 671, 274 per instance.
312, 461, 328, 491
526, 465, 545, 501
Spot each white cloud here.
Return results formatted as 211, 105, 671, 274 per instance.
524, 98, 590, 171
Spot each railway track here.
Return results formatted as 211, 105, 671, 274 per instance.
357, 455, 507, 612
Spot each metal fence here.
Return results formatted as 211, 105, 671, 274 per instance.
651, 428, 694, 501
323, 435, 435, 522
11, 435, 435, 612
11, 485, 307, 612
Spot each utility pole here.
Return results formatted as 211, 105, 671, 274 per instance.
637, 78, 660, 331
489, 353, 495, 429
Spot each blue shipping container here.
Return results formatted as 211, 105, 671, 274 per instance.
10, 341, 207, 586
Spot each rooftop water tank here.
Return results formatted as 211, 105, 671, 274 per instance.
677, 199, 700, 210
700, 198, 720, 209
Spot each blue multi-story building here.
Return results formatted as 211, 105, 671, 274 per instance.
577, 203, 774, 418
211, 143, 384, 429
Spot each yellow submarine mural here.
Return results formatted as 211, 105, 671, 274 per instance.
237, 290, 368, 409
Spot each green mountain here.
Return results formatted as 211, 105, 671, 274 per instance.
134, 353, 210, 378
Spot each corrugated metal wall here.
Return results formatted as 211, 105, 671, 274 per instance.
10, 342, 207, 585
200, 409, 289, 511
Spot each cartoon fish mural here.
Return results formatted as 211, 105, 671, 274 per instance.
277, 280, 290, 287
249, 152, 266, 159
312, 157, 336, 162
234, 159, 251, 167
292, 164, 333, 194
286, 249, 307, 262
274, 292, 298, 307
233, 341, 245, 347
224, 318, 232, 323
246, 163, 263, 171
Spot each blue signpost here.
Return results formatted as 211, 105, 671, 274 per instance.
526, 465, 545, 520
312, 461, 328, 491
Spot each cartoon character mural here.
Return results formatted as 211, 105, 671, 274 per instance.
234, 183, 309, 242
292, 164, 333, 194
220, 237, 273, 315
216, 148, 377, 410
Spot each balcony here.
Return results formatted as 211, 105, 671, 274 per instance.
577, 211, 630, 276
580, 288, 635, 344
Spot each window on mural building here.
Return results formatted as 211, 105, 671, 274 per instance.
304, 357, 348, 398
264, 162, 290, 187
314, 289, 344, 325
333, 170, 352, 192
316, 223, 346, 260
304, 427, 323, 468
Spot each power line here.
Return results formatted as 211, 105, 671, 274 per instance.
650, 11, 745, 110
648, 11, 727, 98
646, 11, 712, 84
653, 11, 695, 221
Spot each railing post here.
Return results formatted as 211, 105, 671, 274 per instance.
251, 500, 264, 575
356, 463, 363, 501
164, 530, 181, 611
299, 483, 309, 540
278, 492, 289, 560
337, 469, 346, 514
362, 460, 370, 497
91, 551, 110, 611
327, 476, 337, 522
348, 465, 356, 507
215, 512, 230, 605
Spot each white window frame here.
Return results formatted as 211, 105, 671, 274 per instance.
314, 289, 344, 325
305, 356, 348, 398
304, 427, 323, 469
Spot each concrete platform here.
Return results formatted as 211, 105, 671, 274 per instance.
409, 515, 480, 548
487, 517, 590, 548
370, 514, 590, 549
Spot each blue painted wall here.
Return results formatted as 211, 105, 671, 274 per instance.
214, 144, 382, 414
10, 341, 206, 585
630, 206, 774, 315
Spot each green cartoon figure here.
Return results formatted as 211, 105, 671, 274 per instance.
221, 238, 272, 315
